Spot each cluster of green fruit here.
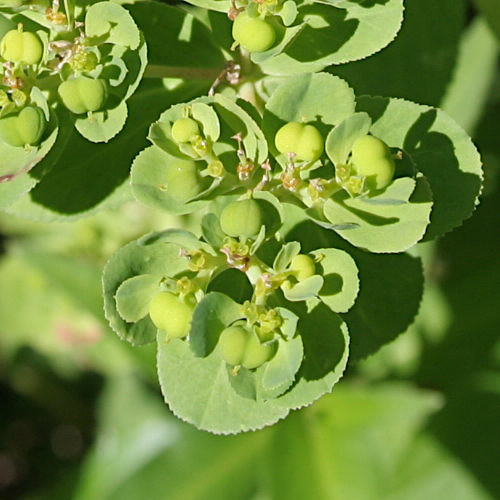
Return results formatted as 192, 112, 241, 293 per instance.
0, 1, 145, 152
132, 194, 329, 373
0, 26, 47, 147
0, 21, 108, 148
148, 290, 279, 371
143, 94, 399, 226
275, 121, 395, 193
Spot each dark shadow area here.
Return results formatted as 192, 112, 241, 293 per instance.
285, 5, 358, 63
334, 0, 466, 107
356, 97, 482, 240
0, 348, 102, 500
413, 144, 500, 498
298, 302, 346, 381
428, 390, 500, 498
354, 0, 390, 6
127, 2, 225, 68
285, 220, 424, 360
331, 190, 400, 225
320, 273, 343, 296
403, 109, 483, 240
28, 79, 208, 214
207, 268, 253, 303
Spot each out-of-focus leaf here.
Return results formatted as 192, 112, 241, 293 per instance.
442, 17, 498, 134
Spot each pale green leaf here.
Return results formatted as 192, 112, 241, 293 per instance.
115, 274, 161, 323
325, 112, 372, 165
75, 101, 128, 143
311, 247, 359, 313
356, 96, 483, 240
86, 1, 140, 49
323, 176, 433, 253
103, 231, 191, 345
189, 292, 244, 357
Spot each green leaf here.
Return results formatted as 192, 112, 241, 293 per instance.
282, 275, 324, 302
278, 306, 299, 340
115, 274, 161, 323
85, 1, 141, 49
311, 247, 359, 313
103, 231, 191, 345
0, 174, 38, 212
157, 303, 349, 433
76, 376, 269, 500
192, 102, 221, 142
262, 384, 442, 500
189, 292, 243, 357
75, 100, 128, 143
283, 212, 423, 359
155, 228, 215, 254
103, 40, 149, 102
273, 241, 301, 272
131, 146, 211, 215
157, 337, 289, 433
441, 17, 498, 134
274, 303, 349, 410
323, 176, 433, 253
344, 250, 423, 361
254, 0, 404, 75
213, 94, 269, 165
325, 112, 372, 165
261, 336, 303, 392
201, 213, 226, 248
356, 96, 483, 240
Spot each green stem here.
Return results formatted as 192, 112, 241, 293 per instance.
63, 0, 73, 30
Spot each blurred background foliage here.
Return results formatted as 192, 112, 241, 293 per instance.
1, 0, 499, 498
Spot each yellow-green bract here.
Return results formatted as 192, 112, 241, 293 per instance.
232, 12, 276, 53
350, 135, 395, 191
0, 106, 46, 147
148, 292, 195, 340
58, 77, 107, 115
275, 122, 324, 162
0, 29, 43, 65
219, 325, 275, 369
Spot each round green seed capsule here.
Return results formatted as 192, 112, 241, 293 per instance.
148, 291, 195, 339
242, 331, 274, 369
275, 122, 324, 162
350, 135, 395, 191
289, 254, 316, 281
0, 106, 46, 147
219, 325, 275, 369
164, 160, 208, 203
171, 117, 200, 144
232, 12, 276, 53
219, 325, 247, 366
58, 77, 107, 114
0, 29, 43, 65
220, 199, 264, 238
